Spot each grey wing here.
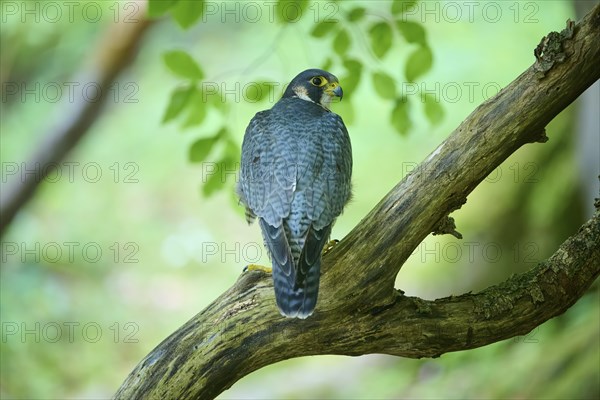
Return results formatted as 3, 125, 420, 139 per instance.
305, 113, 353, 230
237, 111, 297, 227
239, 112, 306, 317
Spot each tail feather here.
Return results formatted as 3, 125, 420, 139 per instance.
259, 218, 332, 318
259, 219, 293, 277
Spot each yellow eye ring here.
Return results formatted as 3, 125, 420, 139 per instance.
310, 76, 326, 86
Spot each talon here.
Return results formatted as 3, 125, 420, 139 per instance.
244, 264, 272, 273
322, 239, 339, 256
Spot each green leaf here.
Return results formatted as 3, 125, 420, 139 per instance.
244, 83, 261, 103
276, 0, 308, 23
182, 88, 207, 128
209, 91, 228, 111
189, 134, 220, 163
311, 21, 337, 37
244, 81, 277, 103
341, 58, 363, 98
162, 86, 194, 123
215, 127, 228, 140
171, 0, 204, 29
391, 98, 411, 135
202, 164, 223, 197
347, 7, 366, 22
405, 45, 433, 82
369, 22, 393, 59
343, 58, 362, 75
202, 152, 237, 197
224, 138, 240, 161
163, 50, 204, 80
372, 71, 397, 99
148, 0, 179, 17
261, 82, 279, 102
333, 29, 351, 56
396, 20, 426, 44
321, 57, 333, 71
424, 94, 444, 125
391, 0, 418, 15
335, 96, 354, 125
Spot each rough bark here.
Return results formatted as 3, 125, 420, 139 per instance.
0, 4, 153, 238
115, 5, 600, 399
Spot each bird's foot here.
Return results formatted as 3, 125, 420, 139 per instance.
322, 239, 339, 256
243, 264, 272, 274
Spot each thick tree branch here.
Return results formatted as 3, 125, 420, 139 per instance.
116, 5, 600, 399
0, 3, 153, 238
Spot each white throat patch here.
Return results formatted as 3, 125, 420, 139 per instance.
292, 86, 314, 103
292, 85, 331, 110
319, 92, 332, 110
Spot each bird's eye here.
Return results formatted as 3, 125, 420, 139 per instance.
311, 77, 324, 86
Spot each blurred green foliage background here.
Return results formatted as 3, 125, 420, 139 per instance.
1, 0, 598, 399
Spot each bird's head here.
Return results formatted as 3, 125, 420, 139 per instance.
282, 69, 343, 110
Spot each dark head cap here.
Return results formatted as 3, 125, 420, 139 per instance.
282, 69, 343, 110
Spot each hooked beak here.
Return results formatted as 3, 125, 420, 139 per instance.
333, 84, 343, 99
325, 82, 343, 100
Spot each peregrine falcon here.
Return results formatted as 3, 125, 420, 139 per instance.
237, 69, 352, 319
